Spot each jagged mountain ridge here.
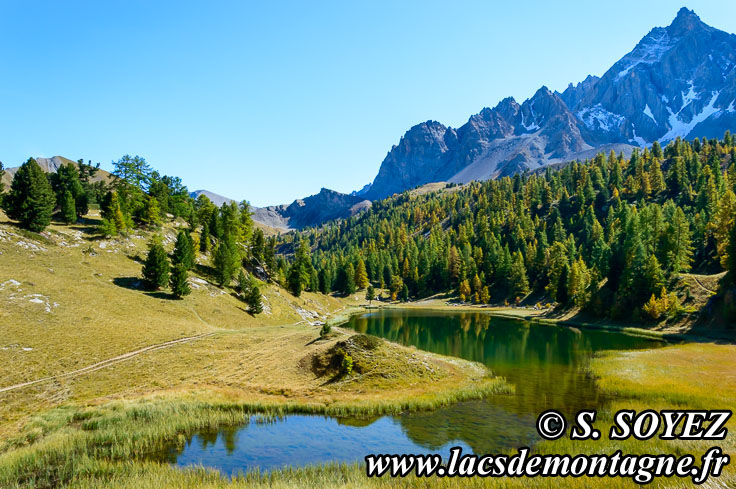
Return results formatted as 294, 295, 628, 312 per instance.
364, 8, 736, 200
251, 188, 370, 231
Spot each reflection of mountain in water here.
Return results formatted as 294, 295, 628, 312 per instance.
349, 310, 664, 453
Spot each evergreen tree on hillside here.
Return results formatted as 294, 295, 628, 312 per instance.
199, 222, 210, 253
100, 190, 127, 235
366, 284, 375, 305
288, 262, 303, 297
60, 190, 76, 224
173, 230, 195, 270
4, 158, 55, 232
141, 195, 161, 228
246, 278, 263, 314
400, 283, 409, 302
335, 263, 356, 296
169, 263, 191, 298
51, 163, 88, 217
726, 219, 736, 286
142, 237, 170, 290
236, 269, 248, 295
509, 252, 530, 299
0, 161, 5, 193
287, 239, 313, 296
355, 258, 369, 289
213, 233, 239, 286
251, 228, 265, 265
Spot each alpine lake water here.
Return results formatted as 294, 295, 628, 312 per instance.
162, 309, 668, 476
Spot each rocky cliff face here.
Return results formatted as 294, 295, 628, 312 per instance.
364, 8, 736, 200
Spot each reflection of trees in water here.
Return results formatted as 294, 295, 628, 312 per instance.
349, 310, 662, 453
397, 400, 539, 454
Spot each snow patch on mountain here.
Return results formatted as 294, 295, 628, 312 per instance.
521, 113, 539, 132
660, 91, 721, 142
681, 80, 698, 108
630, 126, 647, 147
615, 29, 677, 81
643, 104, 656, 123
577, 105, 625, 132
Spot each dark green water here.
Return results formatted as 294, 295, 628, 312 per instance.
168, 310, 666, 474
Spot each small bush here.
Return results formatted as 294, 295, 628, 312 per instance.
341, 353, 353, 376
320, 323, 331, 338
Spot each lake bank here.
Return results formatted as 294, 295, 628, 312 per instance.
364, 298, 734, 343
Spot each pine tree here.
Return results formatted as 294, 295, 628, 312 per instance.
199, 222, 210, 253
318, 268, 331, 294
246, 279, 263, 314
458, 279, 471, 302
236, 269, 248, 295
556, 264, 570, 304
726, 219, 736, 285
250, 229, 265, 264
664, 207, 693, 275
649, 159, 666, 194
509, 251, 530, 298
355, 258, 369, 289
100, 190, 127, 235
713, 190, 736, 269
480, 286, 491, 304
169, 263, 191, 298
400, 283, 409, 302
142, 237, 170, 290
567, 257, 591, 307
4, 158, 55, 232
287, 239, 313, 295
288, 262, 303, 297
173, 230, 195, 270
51, 163, 88, 217
343, 263, 356, 296
60, 190, 76, 224
366, 284, 375, 305
213, 234, 239, 286
142, 196, 161, 227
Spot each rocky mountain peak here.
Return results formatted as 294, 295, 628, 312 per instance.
668, 7, 704, 36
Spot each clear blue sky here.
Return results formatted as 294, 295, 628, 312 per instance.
1, 1, 735, 207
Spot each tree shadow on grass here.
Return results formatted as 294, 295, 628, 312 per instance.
112, 278, 180, 300
112, 276, 145, 291
145, 291, 180, 300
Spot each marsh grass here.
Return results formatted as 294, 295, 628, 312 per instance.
0, 375, 510, 489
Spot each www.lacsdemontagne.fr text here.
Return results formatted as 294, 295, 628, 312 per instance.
365, 446, 729, 484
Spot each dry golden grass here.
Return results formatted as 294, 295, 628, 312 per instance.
0, 212, 349, 428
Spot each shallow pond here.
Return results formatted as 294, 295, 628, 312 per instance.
166, 309, 667, 475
